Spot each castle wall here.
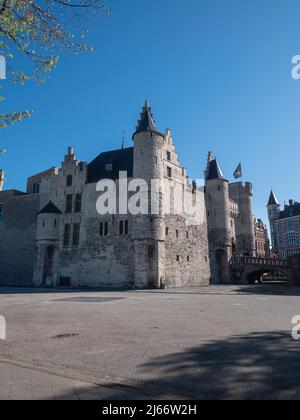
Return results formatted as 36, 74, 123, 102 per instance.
0, 191, 39, 286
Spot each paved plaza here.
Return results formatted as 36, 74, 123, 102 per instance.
1, 285, 300, 400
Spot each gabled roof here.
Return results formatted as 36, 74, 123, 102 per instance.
267, 191, 280, 206
38, 201, 62, 215
133, 101, 163, 138
87, 147, 134, 183
206, 159, 226, 181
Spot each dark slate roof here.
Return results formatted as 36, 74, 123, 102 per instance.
206, 159, 226, 181
38, 201, 62, 215
267, 191, 279, 206
133, 101, 163, 138
87, 147, 134, 183
278, 202, 300, 220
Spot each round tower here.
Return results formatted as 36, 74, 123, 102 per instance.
33, 201, 62, 287
205, 157, 231, 284
267, 190, 280, 221
132, 101, 165, 289
267, 190, 280, 254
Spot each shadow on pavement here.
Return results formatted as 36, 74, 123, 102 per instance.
51, 331, 300, 400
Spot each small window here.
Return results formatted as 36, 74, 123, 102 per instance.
0, 203, 3, 222
119, 220, 129, 236
74, 193, 82, 213
177, 255, 180, 262
65, 194, 73, 213
73, 223, 80, 246
54, 219, 57, 228
59, 277, 71, 287
167, 151, 171, 161
187, 256, 190, 262
119, 221, 124, 235
63, 224, 71, 247
166, 227, 169, 236
100, 222, 108, 237
218, 185, 221, 191
167, 167, 172, 178
66, 175, 73, 187
176, 230, 179, 238
105, 163, 113, 171
186, 232, 189, 239
33, 183, 40, 194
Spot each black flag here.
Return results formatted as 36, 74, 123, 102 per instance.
233, 163, 242, 179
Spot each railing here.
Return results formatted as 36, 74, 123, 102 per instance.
230, 256, 291, 268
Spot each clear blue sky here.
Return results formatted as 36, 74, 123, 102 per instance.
1, 0, 300, 223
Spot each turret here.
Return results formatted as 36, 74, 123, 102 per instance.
229, 182, 256, 256
132, 101, 165, 289
267, 190, 280, 221
205, 156, 231, 284
34, 201, 62, 287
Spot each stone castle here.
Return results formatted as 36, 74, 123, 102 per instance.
0, 102, 258, 288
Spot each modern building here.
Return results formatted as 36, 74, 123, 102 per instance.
268, 191, 300, 258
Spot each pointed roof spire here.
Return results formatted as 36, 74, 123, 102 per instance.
267, 191, 280, 206
206, 158, 226, 181
133, 101, 163, 138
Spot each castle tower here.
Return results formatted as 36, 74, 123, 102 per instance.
132, 101, 165, 289
267, 191, 280, 221
33, 201, 62, 287
205, 157, 231, 284
267, 190, 280, 253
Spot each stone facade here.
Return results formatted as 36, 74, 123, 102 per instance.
0, 190, 39, 286
30, 103, 211, 289
205, 154, 256, 284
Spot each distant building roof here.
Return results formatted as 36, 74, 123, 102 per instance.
38, 201, 62, 215
87, 147, 134, 183
278, 202, 300, 220
267, 191, 280, 206
206, 159, 226, 181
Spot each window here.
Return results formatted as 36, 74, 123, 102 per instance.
186, 232, 189, 239
100, 222, 108, 237
187, 256, 190, 262
105, 163, 113, 171
176, 255, 180, 262
167, 151, 171, 161
0, 203, 3, 222
167, 167, 172, 178
54, 219, 57, 228
33, 183, 40, 194
66, 175, 73, 187
63, 224, 71, 246
176, 230, 179, 238
65, 194, 73, 213
119, 220, 129, 236
73, 223, 80, 246
166, 227, 169, 236
74, 193, 82, 213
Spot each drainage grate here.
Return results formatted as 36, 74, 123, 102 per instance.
54, 297, 126, 304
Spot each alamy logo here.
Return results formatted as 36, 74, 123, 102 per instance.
291, 316, 300, 341
0, 316, 6, 340
0, 55, 6, 80
291, 55, 300, 80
